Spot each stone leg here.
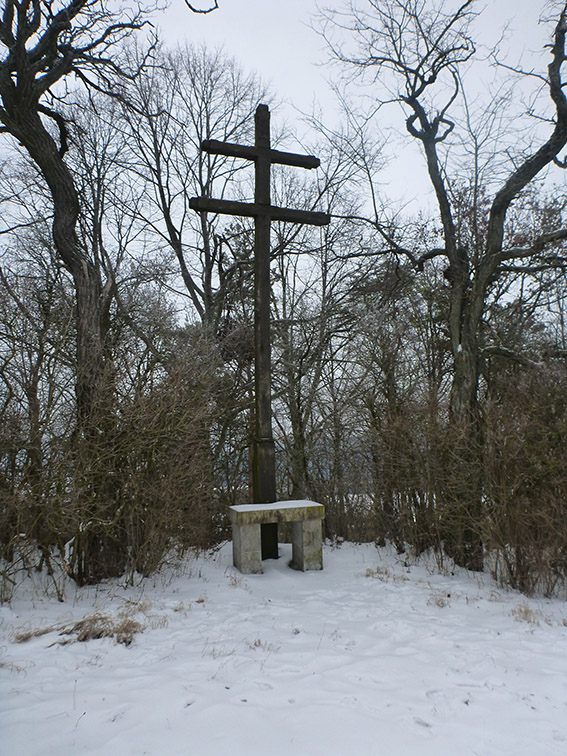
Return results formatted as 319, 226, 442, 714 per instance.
232, 523, 263, 574
291, 519, 323, 571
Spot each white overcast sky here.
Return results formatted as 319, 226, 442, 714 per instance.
158, 0, 334, 116
155, 1, 557, 208
158, 0, 546, 113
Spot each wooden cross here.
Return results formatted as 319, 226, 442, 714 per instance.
190, 104, 330, 559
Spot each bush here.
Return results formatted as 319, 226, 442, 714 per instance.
483, 366, 567, 595
1, 329, 224, 591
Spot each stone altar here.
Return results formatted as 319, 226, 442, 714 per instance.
229, 500, 325, 574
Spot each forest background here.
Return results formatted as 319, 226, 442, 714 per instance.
1, 0, 566, 598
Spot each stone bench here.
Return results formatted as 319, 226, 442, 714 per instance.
229, 500, 325, 574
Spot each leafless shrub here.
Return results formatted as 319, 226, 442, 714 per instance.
1, 321, 225, 590
483, 366, 567, 596
64, 337, 222, 584
368, 402, 449, 558
352, 360, 567, 598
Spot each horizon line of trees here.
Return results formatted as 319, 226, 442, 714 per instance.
1, 1, 566, 598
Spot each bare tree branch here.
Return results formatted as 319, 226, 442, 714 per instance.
497, 228, 567, 262
184, 1, 219, 13
483, 344, 542, 368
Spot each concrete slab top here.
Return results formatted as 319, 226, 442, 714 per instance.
229, 500, 325, 525
231, 500, 321, 513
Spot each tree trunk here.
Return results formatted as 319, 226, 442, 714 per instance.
4, 107, 124, 582
446, 288, 484, 571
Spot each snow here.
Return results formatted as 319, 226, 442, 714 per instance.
2, 542, 567, 756
230, 500, 319, 512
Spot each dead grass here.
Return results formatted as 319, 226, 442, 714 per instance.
14, 612, 145, 646
0, 659, 25, 673
14, 625, 61, 643
427, 591, 451, 608
62, 614, 145, 645
511, 603, 541, 626
246, 637, 280, 653
365, 565, 409, 583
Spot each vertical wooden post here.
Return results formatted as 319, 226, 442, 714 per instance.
253, 105, 278, 558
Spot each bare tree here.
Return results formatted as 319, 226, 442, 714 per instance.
116, 42, 269, 330
320, 0, 567, 568
0, 1, 156, 427
0, 1, 219, 582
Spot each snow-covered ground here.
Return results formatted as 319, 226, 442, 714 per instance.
1, 541, 566, 756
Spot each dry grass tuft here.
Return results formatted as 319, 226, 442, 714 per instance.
427, 591, 451, 608
365, 566, 409, 583
60, 614, 145, 645
114, 618, 146, 646
0, 660, 25, 673
511, 603, 540, 626
14, 612, 145, 646
14, 625, 61, 643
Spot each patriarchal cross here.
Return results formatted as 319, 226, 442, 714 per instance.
190, 104, 330, 560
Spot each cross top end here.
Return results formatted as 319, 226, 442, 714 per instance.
255, 103, 270, 148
